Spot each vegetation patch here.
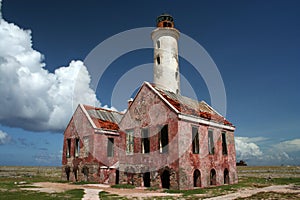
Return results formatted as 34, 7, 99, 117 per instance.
111, 184, 135, 189
99, 191, 129, 200
236, 191, 300, 200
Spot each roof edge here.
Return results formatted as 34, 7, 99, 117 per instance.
145, 82, 180, 114
79, 104, 98, 129
178, 113, 235, 131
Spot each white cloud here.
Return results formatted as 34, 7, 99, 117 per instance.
0, 130, 10, 145
235, 137, 263, 160
275, 139, 300, 153
0, 4, 100, 131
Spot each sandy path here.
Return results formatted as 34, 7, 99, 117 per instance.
203, 184, 300, 200
22, 182, 300, 199
82, 188, 102, 200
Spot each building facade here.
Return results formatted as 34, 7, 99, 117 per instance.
62, 14, 238, 190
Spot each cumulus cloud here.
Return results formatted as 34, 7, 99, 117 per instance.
0, 130, 11, 145
275, 139, 300, 153
235, 137, 263, 160
0, 4, 100, 132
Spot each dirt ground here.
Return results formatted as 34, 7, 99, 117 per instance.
22, 182, 300, 199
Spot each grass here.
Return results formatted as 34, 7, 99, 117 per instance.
111, 184, 135, 189
0, 189, 84, 200
99, 191, 129, 200
163, 176, 300, 198
0, 166, 300, 199
236, 191, 300, 200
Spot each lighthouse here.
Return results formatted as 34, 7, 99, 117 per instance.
151, 14, 180, 94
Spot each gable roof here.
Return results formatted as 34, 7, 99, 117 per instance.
144, 82, 234, 129
80, 104, 124, 133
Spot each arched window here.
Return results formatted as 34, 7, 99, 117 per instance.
224, 168, 229, 184
210, 169, 216, 185
193, 169, 201, 187
157, 40, 160, 49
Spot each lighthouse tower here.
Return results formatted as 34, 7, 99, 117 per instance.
151, 14, 180, 94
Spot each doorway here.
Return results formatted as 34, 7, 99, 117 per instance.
143, 172, 151, 187
115, 169, 119, 184
210, 169, 216, 185
224, 168, 229, 184
193, 169, 201, 187
161, 170, 170, 189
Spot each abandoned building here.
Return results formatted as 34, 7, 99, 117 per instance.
62, 14, 238, 190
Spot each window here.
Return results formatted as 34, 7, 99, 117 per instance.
156, 55, 160, 65
192, 126, 199, 154
222, 132, 228, 155
208, 129, 214, 155
159, 125, 168, 153
126, 130, 134, 154
75, 138, 80, 157
107, 138, 114, 157
83, 137, 89, 157
66, 139, 71, 158
141, 128, 150, 154
157, 40, 160, 49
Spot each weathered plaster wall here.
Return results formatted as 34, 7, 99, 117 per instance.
119, 84, 180, 189
62, 106, 119, 184
178, 120, 238, 189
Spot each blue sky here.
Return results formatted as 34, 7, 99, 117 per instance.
0, 0, 299, 166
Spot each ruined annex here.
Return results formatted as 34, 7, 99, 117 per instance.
62, 14, 238, 190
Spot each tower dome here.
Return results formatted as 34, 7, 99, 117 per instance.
151, 14, 180, 94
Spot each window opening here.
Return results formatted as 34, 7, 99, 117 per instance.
66, 139, 71, 158
107, 138, 114, 157
208, 130, 214, 155
75, 138, 80, 157
141, 129, 150, 154
157, 40, 160, 49
222, 132, 228, 155
210, 169, 216, 185
126, 130, 134, 154
193, 169, 201, 187
156, 55, 160, 65
159, 125, 168, 153
192, 127, 199, 154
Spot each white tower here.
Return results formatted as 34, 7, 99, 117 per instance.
151, 14, 180, 94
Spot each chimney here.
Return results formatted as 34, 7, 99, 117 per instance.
128, 98, 133, 108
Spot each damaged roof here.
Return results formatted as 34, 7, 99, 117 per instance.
149, 83, 233, 126
83, 105, 124, 131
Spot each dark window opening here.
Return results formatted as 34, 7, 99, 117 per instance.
222, 132, 228, 155
208, 130, 214, 155
192, 127, 199, 154
141, 129, 150, 154
143, 172, 151, 187
65, 166, 70, 181
157, 40, 160, 49
115, 170, 119, 184
210, 169, 216, 185
161, 170, 170, 189
66, 139, 71, 158
107, 138, 114, 157
224, 168, 229, 184
156, 55, 160, 65
75, 138, 80, 157
163, 22, 172, 27
81, 166, 89, 182
159, 125, 168, 153
193, 169, 201, 187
